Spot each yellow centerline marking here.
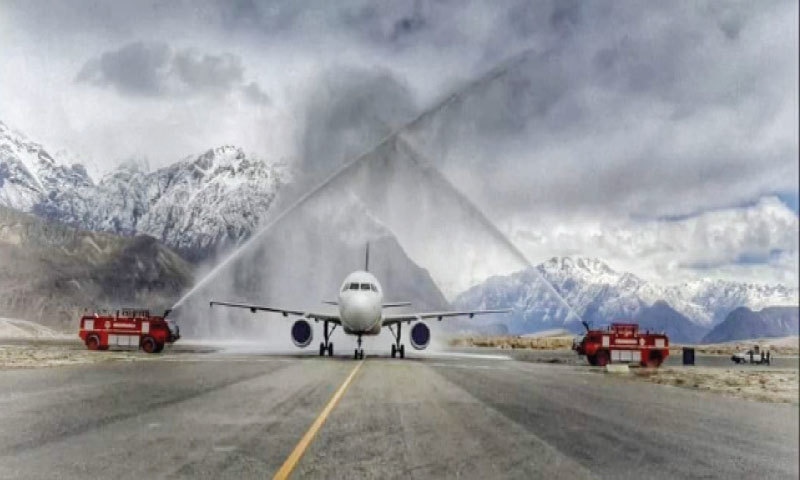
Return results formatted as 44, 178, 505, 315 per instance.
273, 360, 364, 480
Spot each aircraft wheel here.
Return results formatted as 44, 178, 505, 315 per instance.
391, 344, 397, 358
319, 343, 326, 356
399, 344, 405, 359
327, 343, 334, 356
354, 349, 359, 360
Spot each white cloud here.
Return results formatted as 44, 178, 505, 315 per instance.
510, 197, 799, 287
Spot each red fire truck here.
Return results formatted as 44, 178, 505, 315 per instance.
78, 309, 180, 353
573, 322, 669, 367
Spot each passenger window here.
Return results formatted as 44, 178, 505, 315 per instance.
360, 283, 371, 290
349, 283, 359, 290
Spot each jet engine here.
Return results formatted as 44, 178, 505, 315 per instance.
291, 319, 313, 348
410, 322, 430, 350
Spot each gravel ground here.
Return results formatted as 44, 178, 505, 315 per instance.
626, 366, 799, 404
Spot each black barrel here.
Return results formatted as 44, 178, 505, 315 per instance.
682, 347, 695, 366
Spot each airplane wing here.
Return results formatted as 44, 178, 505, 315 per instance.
382, 302, 412, 308
381, 309, 510, 326
209, 300, 341, 323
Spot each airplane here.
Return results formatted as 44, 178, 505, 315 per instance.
209, 244, 510, 359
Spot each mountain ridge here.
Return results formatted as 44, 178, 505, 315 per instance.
2, 120, 288, 261
454, 256, 798, 341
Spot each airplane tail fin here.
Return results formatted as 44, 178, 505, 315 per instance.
365, 242, 370, 272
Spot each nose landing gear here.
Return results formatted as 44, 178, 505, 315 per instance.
389, 323, 405, 359
354, 334, 364, 360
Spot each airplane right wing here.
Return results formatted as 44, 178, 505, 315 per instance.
381, 309, 510, 326
209, 300, 341, 323
382, 302, 412, 308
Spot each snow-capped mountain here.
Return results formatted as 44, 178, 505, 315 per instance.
76, 146, 287, 260
0, 121, 93, 211
454, 256, 798, 340
1, 120, 288, 261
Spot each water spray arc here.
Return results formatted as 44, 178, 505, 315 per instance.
173, 47, 581, 326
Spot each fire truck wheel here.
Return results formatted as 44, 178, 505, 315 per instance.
586, 354, 597, 366
646, 351, 663, 368
86, 335, 100, 351
154, 343, 165, 353
595, 349, 609, 367
141, 336, 157, 354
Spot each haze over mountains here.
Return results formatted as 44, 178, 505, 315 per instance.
454, 257, 798, 342
0, 206, 192, 330
1, 119, 797, 341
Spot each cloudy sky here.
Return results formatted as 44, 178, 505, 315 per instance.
1, 0, 797, 287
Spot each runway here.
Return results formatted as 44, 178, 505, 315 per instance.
0, 350, 797, 479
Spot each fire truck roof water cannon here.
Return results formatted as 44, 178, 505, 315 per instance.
78, 308, 180, 353
573, 321, 669, 368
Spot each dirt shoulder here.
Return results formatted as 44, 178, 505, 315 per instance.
625, 366, 799, 404
0, 343, 156, 369
449, 335, 575, 350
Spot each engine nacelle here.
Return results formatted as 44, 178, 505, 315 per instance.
291, 319, 313, 348
410, 322, 430, 350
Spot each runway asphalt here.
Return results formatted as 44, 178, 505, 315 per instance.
0, 349, 797, 479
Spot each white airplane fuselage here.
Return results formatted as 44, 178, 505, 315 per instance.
338, 270, 383, 335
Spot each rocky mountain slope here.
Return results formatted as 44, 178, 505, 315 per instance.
454, 257, 798, 342
0, 121, 93, 212
1, 120, 288, 261
702, 306, 799, 343
0, 206, 192, 331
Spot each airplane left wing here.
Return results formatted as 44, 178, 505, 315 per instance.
209, 301, 341, 323
381, 309, 510, 326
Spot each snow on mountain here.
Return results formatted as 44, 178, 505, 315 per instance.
1, 121, 289, 261
454, 256, 799, 338
0, 121, 93, 211
38, 146, 289, 260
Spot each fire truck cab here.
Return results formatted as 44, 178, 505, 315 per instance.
78, 309, 180, 353
573, 322, 669, 368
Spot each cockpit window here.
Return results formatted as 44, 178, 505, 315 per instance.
360, 283, 371, 290
349, 283, 359, 290
370, 284, 378, 292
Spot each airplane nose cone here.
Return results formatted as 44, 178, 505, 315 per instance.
343, 297, 379, 331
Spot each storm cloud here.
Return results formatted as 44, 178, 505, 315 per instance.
0, 0, 796, 286
76, 41, 269, 104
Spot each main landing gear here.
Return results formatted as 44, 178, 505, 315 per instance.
388, 324, 405, 359
354, 334, 364, 360
319, 321, 335, 357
